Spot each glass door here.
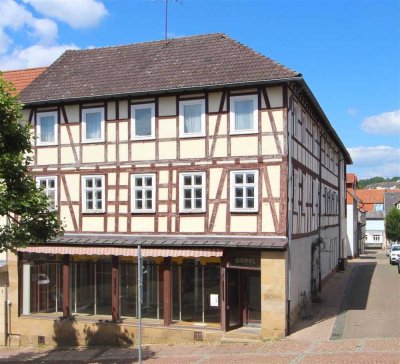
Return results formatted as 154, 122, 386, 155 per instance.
242, 271, 261, 325
226, 269, 241, 330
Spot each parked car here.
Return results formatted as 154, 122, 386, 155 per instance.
386, 245, 392, 257
389, 244, 400, 265
397, 258, 400, 273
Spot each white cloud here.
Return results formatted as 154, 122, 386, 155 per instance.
347, 146, 400, 179
361, 110, 400, 134
23, 0, 107, 29
0, 43, 78, 70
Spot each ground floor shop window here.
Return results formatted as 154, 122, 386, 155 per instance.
119, 259, 163, 320
71, 259, 112, 316
172, 259, 220, 323
22, 255, 62, 315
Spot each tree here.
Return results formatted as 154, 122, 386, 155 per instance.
385, 207, 400, 244
0, 75, 62, 252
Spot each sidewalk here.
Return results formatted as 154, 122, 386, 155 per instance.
0, 252, 398, 363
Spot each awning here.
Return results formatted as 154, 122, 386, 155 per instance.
17, 246, 223, 258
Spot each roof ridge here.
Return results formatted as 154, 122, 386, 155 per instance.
65, 33, 227, 54
1, 66, 47, 73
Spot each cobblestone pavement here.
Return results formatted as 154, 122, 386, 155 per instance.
0, 250, 398, 363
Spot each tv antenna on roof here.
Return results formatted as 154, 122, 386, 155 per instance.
164, 0, 181, 40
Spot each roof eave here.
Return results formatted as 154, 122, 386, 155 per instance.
20, 76, 302, 107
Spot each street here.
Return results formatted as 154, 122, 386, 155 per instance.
0, 250, 398, 363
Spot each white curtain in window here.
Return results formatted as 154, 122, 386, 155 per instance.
40, 116, 55, 142
235, 100, 253, 130
86, 112, 101, 139
135, 108, 152, 136
184, 104, 201, 133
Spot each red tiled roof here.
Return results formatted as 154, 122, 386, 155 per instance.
346, 173, 357, 185
2, 67, 47, 94
19, 33, 300, 104
355, 189, 400, 212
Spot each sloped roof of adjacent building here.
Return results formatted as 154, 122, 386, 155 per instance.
2, 67, 47, 94
356, 189, 400, 212
384, 191, 400, 215
19, 33, 299, 104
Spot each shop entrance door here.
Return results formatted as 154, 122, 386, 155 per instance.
226, 269, 261, 330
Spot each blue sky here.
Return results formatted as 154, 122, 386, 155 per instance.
1, 0, 399, 179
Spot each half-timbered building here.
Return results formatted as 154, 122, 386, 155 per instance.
7, 33, 351, 345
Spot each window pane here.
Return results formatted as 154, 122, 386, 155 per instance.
49, 179, 55, 188
235, 100, 253, 130
87, 200, 93, 210
183, 176, 192, 185
195, 199, 202, 208
40, 116, 55, 143
136, 200, 143, 209
135, 178, 143, 187
145, 200, 152, 209
87, 191, 93, 200
145, 190, 152, 199
136, 190, 142, 199
194, 175, 202, 185
247, 198, 254, 208
85, 112, 101, 139
95, 191, 102, 200
145, 177, 152, 186
235, 188, 243, 197
247, 187, 254, 197
135, 108, 152, 136
184, 189, 191, 199
246, 173, 254, 184
235, 198, 243, 208
86, 179, 93, 188
48, 191, 56, 206
235, 174, 243, 184
39, 180, 46, 188
195, 189, 202, 198
184, 199, 192, 209
183, 104, 201, 133
95, 178, 102, 188
96, 200, 102, 210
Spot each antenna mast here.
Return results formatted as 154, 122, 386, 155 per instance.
165, 0, 168, 40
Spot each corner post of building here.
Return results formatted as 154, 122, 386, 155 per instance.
162, 257, 172, 326
112, 255, 120, 322
62, 254, 70, 319
220, 255, 227, 331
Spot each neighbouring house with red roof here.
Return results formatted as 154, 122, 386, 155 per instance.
355, 188, 400, 249
2, 67, 47, 94
0, 67, 47, 346
2, 34, 351, 345
346, 174, 366, 257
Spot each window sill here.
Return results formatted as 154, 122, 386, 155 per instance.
82, 211, 106, 215
131, 137, 156, 141
230, 210, 259, 214
179, 133, 206, 139
230, 130, 258, 136
82, 139, 105, 144
36, 142, 58, 147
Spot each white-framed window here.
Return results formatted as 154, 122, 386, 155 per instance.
82, 175, 105, 213
37, 111, 58, 145
179, 172, 206, 212
36, 176, 58, 209
230, 170, 259, 212
373, 234, 381, 242
230, 95, 258, 134
179, 99, 205, 137
131, 174, 156, 213
131, 103, 155, 140
82, 107, 104, 143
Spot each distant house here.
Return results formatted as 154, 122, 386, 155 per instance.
346, 174, 365, 257
384, 191, 400, 244
366, 181, 400, 190
356, 188, 400, 248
